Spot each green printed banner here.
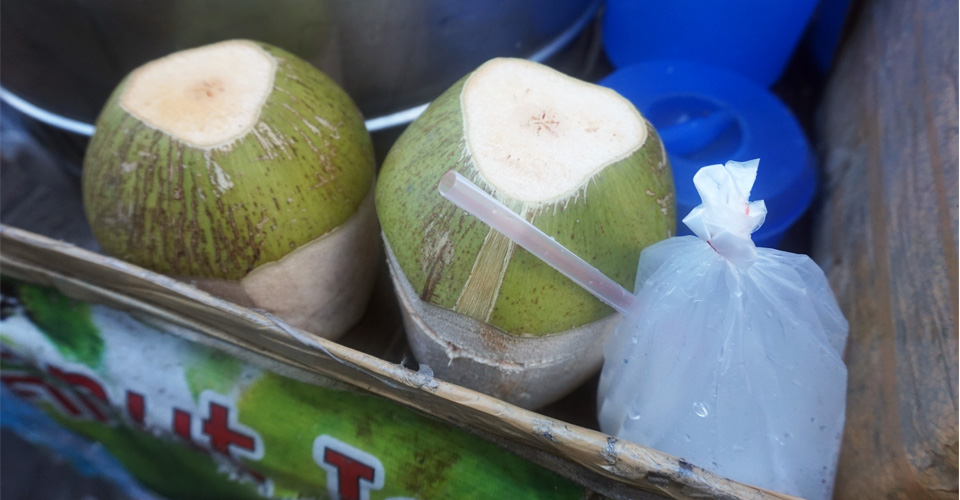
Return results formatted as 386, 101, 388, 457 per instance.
0, 279, 584, 499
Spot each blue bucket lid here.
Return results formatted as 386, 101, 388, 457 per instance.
600, 61, 816, 248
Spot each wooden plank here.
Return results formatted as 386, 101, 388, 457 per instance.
813, 0, 959, 498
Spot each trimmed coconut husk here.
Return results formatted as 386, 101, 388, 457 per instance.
385, 240, 618, 409
190, 184, 380, 340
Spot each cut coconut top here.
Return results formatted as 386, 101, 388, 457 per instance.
461, 58, 647, 205
119, 40, 276, 148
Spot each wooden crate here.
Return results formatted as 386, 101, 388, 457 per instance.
0, 224, 795, 499
812, 0, 958, 498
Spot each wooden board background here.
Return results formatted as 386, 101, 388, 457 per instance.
813, 0, 959, 498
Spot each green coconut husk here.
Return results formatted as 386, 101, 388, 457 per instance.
376, 58, 674, 408
82, 40, 378, 339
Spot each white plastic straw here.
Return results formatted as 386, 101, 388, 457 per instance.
438, 171, 637, 315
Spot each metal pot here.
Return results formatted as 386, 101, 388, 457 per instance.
0, 0, 600, 134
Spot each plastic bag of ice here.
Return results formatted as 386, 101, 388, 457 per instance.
597, 160, 848, 500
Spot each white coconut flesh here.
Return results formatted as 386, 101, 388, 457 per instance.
119, 40, 276, 148
452, 58, 650, 324
461, 57, 647, 205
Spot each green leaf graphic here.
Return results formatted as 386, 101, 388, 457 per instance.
17, 283, 104, 368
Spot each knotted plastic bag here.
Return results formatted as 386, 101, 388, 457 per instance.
597, 160, 848, 500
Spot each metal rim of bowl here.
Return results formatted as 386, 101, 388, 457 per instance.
0, 0, 601, 137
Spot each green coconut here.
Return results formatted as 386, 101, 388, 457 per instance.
376, 58, 675, 408
82, 40, 378, 340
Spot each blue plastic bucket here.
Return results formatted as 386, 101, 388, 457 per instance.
603, 0, 820, 87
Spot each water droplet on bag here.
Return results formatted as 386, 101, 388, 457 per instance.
692, 402, 709, 417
